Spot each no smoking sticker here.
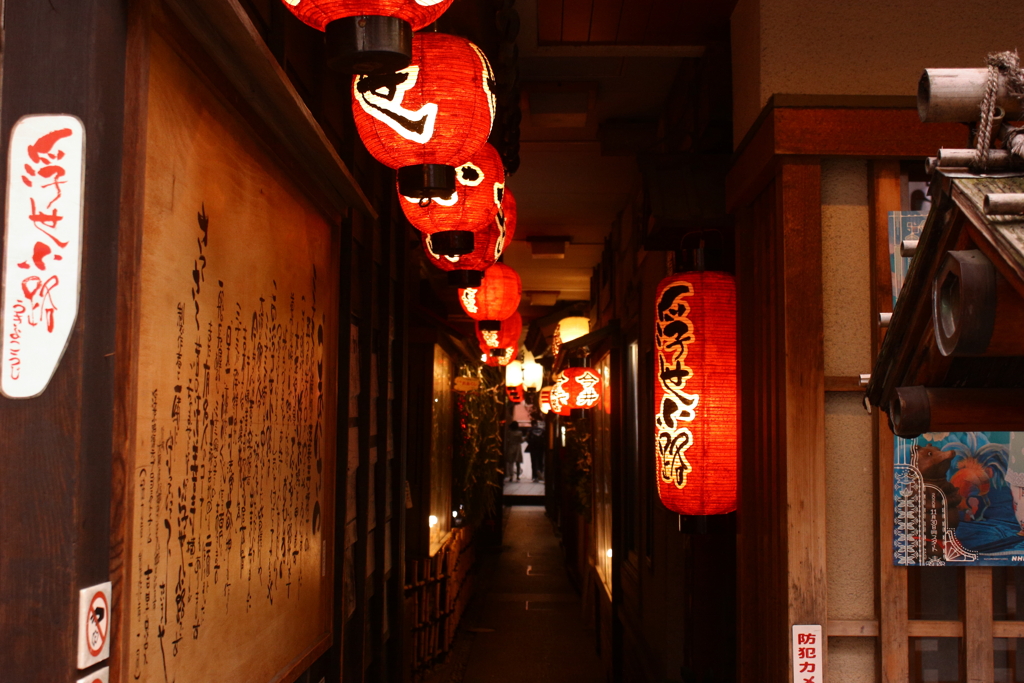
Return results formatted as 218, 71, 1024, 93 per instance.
76, 582, 111, 669
76, 666, 109, 683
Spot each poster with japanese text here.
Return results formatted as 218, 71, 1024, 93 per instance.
119, 31, 338, 681
890, 212, 1024, 565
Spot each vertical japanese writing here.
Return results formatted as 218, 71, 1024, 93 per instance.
130, 207, 325, 680
1, 115, 85, 398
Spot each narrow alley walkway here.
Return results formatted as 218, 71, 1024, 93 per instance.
428, 506, 606, 683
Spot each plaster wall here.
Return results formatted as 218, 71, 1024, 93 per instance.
730, 0, 1024, 143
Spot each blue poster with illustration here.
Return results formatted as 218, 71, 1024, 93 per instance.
889, 211, 1024, 565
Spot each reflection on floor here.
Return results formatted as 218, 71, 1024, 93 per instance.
503, 444, 545, 497
422, 506, 605, 683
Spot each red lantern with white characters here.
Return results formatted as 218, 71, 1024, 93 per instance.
548, 372, 572, 416
281, 0, 453, 74
353, 32, 496, 202
506, 385, 524, 403
401, 143, 504, 256
539, 386, 552, 414
424, 188, 517, 286
482, 346, 515, 367
561, 367, 602, 409
459, 263, 520, 327
654, 271, 737, 516
476, 311, 521, 350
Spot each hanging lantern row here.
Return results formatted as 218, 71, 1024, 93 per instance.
654, 271, 738, 517
459, 262, 521, 327
423, 188, 517, 286
283, 0, 454, 74
352, 32, 496, 200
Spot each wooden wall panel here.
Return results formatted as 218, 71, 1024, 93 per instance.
0, 2, 128, 681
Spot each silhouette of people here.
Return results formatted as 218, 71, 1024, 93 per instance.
505, 421, 523, 482
526, 419, 546, 482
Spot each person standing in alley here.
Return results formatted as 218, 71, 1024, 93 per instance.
505, 421, 524, 482
526, 419, 546, 482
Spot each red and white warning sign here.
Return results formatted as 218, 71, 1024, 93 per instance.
76, 666, 109, 683
77, 582, 111, 669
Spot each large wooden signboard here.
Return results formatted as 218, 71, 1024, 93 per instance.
117, 25, 338, 683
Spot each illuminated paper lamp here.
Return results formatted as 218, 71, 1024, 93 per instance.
561, 367, 602, 409
424, 188, 517, 286
459, 263, 521, 328
522, 352, 544, 391
475, 312, 522, 351
539, 386, 552, 414
654, 271, 737, 516
505, 360, 524, 387
402, 143, 504, 256
552, 316, 589, 357
281, 0, 453, 74
353, 32, 495, 200
549, 372, 572, 416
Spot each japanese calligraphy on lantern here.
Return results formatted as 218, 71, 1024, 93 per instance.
1, 115, 85, 398
791, 625, 822, 683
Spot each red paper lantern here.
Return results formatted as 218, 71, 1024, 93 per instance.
458, 263, 520, 325
560, 367, 602, 409
353, 32, 495, 200
482, 346, 515, 367
423, 188, 517, 285
476, 311, 522, 350
506, 385, 524, 403
401, 143, 504, 239
548, 372, 572, 416
282, 0, 453, 74
654, 271, 737, 516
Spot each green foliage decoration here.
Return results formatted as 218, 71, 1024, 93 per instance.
453, 363, 505, 525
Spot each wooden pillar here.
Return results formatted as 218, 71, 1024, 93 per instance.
869, 160, 910, 683
0, 2, 128, 681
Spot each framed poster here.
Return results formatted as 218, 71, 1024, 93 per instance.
889, 211, 1024, 565
114, 19, 339, 682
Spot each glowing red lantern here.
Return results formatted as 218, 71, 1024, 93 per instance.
458, 263, 520, 328
476, 311, 521, 350
548, 372, 572, 416
282, 0, 453, 74
353, 32, 495, 201
424, 188, 517, 286
506, 385, 524, 403
654, 271, 737, 516
401, 143, 504, 256
560, 367, 602, 409
482, 346, 515, 367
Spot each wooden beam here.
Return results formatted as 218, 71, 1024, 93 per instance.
964, 568, 994, 683
778, 159, 828, 643
827, 620, 879, 637
906, 620, 964, 637
992, 621, 1024, 638
869, 160, 909, 683
824, 375, 864, 392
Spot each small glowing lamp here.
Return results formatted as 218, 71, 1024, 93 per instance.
505, 360, 524, 387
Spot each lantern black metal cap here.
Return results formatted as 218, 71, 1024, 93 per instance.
446, 270, 483, 288
429, 230, 474, 257
490, 348, 504, 357
398, 164, 457, 199
479, 320, 501, 332
325, 15, 412, 75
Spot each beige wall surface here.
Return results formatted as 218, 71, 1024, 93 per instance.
731, 0, 1024, 142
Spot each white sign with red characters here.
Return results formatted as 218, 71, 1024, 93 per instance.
1, 114, 85, 399
76, 666, 109, 683
791, 624, 823, 683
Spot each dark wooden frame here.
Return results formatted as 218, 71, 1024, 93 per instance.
726, 97, 969, 683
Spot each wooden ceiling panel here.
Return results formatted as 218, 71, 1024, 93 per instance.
561, 0, 596, 42
589, 0, 624, 43
537, 0, 564, 43
612, 0, 654, 44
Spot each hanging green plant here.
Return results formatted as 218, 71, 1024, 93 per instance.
453, 363, 505, 525
563, 416, 593, 520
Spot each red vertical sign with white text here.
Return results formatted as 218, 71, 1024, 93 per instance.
1, 114, 85, 398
